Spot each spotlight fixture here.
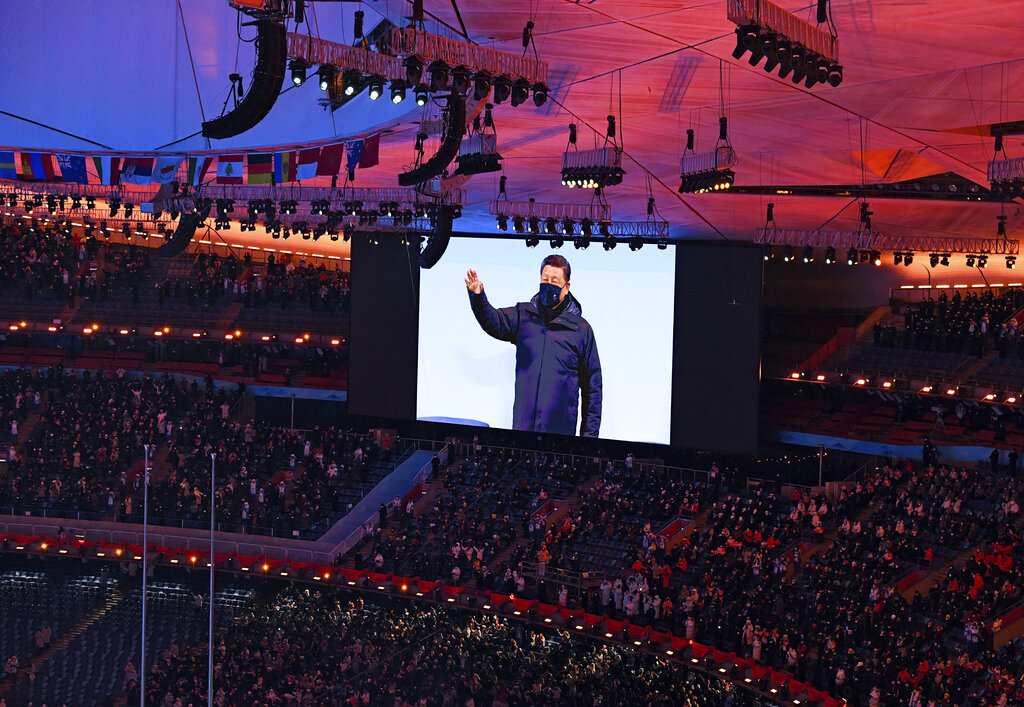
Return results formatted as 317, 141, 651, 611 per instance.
550, 236, 564, 249
966, 254, 976, 267
342, 69, 362, 97
492, 76, 512, 104
318, 64, 335, 91
512, 216, 525, 233
978, 254, 988, 268
528, 216, 541, 234
472, 72, 492, 101
109, 197, 121, 217
496, 215, 508, 231
940, 253, 950, 266
560, 218, 574, 236
404, 56, 424, 86
1007, 256, 1016, 269
532, 82, 548, 107
802, 245, 814, 263
450, 67, 471, 95
428, 61, 450, 92
929, 252, 940, 267
602, 236, 616, 251
510, 78, 531, 107
390, 82, 407, 104
415, 86, 429, 106
290, 59, 307, 87
629, 237, 643, 251
824, 246, 835, 264
894, 252, 903, 265
367, 76, 384, 101
763, 245, 774, 261
544, 217, 557, 235
580, 218, 593, 237
573, 236, 590, 249
904, 252, 913, 266
871, 250, 882, 266
525, 237, 539, 248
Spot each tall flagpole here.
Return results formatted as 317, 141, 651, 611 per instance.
141, 443, 150, 707
209, 452, 215, 707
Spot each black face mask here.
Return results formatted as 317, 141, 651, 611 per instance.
538, 282, 563, 308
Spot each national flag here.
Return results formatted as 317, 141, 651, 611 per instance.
186, 156, 213, 186
316, 144, 345, 176
246, 153, 273, 184
359, 132, 380, 169
345, 139, 364, 175
273, 151, 296, 184
217, 154, 244, 184
56, 154, 88, 184
121, 157, 155, 185
152, 156, 184, 184
92, 156, 121, 186
0, 151, 17, 180
295, 147, 319, 181
20, 152, 58, 181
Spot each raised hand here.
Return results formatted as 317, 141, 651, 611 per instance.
465, 268, 483, 294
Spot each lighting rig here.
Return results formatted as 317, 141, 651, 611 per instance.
988, 155, 1024, 199
756, 227, 1020, 269
561, 119, 625, 189
289, 24, 549, 110
678, 130, 737, 194
489, 199, 667, 249
454, 104, 502, 176
728, 0, 842, 88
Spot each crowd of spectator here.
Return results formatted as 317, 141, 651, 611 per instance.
876, 289, 1024, 356
139, 587, 769, 706
0, 366, 386, 537
0, 221, 87, 303
359, 450, 535, 589
242, 254, 350, 313
344, 448, 1024, 706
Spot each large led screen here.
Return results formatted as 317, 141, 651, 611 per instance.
417, 238, 675, 444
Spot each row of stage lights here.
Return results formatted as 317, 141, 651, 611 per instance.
495, 216, 662, 251
7, 321, 344, 347
290, 57, 548, 108
5, 193, 98, 213
789, 371, 1024, 404
765, 245, 1016, 269
732, 25, 843, 88
5, 213, 159, 242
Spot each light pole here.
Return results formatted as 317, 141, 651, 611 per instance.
208, 452, 215, 707
141, 442, 150, 706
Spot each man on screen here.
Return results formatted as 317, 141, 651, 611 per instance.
465, 254, 602, 437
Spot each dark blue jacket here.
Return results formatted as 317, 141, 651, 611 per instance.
470, 288, 602, 437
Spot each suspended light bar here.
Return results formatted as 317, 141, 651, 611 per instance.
679, 146, 738, 193
490, 199, 611, 223
288, 29, 549, 109
988, 156, 1024, 199
454, 134, 502, 176
728, 0, 841, 88
755, 227, 1019, 256
561, 147, 625, 189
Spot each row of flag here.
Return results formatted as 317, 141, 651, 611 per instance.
0, 134, 380, 187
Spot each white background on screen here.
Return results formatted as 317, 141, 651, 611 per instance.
417, 238, 675, 444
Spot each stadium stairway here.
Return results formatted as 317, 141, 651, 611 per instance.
0, 588, 124, 699
319, 449, 438, 550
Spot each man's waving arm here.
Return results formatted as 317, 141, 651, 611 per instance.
466, 269, 518, 342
